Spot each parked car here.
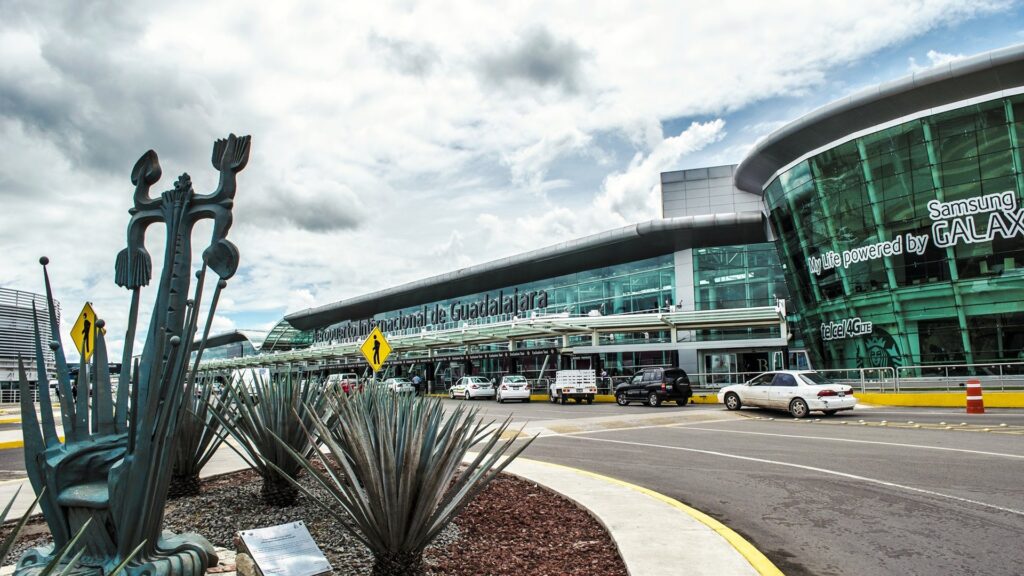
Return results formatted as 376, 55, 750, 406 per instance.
496, 375, 531, 403
717, 370, 856, 418
384, 377, 416, 394
615, 367, 692, 407
326, 372, 361, 394
449, 376, 495, 400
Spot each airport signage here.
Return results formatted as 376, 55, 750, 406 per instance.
807, 190, 1024, 277
313, 288, 550, 345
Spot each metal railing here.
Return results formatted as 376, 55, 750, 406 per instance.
894, 362, 1024, 392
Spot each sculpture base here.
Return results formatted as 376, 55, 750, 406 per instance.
15, 531, 217, 576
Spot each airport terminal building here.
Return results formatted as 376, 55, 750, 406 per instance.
198, 44, 1024, 386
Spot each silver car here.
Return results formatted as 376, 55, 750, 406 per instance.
449, 376, 495, 400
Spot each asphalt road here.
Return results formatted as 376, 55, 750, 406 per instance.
441, 399, 1024, 576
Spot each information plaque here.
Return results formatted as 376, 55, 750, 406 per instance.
238, 521, 332, 576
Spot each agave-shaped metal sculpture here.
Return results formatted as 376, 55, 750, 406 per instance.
274, 387, 535, 576
16, 134, 250, 576
214, 369, 335, 507
168, 376, 229, 499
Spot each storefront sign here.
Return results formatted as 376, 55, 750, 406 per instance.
807, 190, 1024, 277
821, 317, 873, 341
313, 288, 549, 345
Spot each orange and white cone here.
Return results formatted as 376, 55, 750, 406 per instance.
965, 378, 985, 414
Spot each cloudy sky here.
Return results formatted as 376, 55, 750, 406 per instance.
2, 0, 1023, 361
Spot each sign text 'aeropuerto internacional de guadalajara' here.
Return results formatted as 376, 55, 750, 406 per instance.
807, 190, 1023, 276
313, 288, 550, 345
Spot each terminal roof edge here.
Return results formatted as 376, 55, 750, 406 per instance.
284, 212, 766, 331
734, 43, 1024, 195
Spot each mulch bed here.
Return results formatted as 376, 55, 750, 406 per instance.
1, 469, 627, 576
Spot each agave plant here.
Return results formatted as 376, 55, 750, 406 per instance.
214, 369, 335, 507
273, 386, 535, 576
168, 376, 230, 499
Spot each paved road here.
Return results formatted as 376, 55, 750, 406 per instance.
441, 399, 1024, 576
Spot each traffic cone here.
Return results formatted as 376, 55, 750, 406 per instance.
965, 378, 985, 414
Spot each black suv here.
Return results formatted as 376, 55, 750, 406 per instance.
615, 368, 692, 407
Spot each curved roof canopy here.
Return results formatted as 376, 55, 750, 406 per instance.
285, 212, 766, 330
735, 43, 1024, 194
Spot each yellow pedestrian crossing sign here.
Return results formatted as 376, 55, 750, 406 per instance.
359, 326, 391, 372
71, 302, 99, 362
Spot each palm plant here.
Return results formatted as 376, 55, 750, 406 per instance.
168, 376, 229, 498
215, 369, 335, 507
273, 386, 535, 576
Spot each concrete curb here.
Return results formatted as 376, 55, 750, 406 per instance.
854, 391, 1024, 408
501, 456, 781, 576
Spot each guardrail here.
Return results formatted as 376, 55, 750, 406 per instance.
894, 362, 1024, 392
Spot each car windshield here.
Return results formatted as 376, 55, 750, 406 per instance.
393, 378, 410, 383
505, 376, 526, 383
799, 372, 835, 386
469, 377, 489, 384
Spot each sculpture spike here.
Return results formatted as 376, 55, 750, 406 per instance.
40, 258, 75, 429
30, 306, 59, 448
116, 289, 141, 432
17, 356, 45, 475
93, 319, 115, 435
72, 358, 89, 441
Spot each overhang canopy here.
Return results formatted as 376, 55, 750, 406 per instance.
201, 305, 786, 371
735, 43, 1024, 194
285, 213, 766, 330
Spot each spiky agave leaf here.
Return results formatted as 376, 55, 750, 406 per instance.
169, 375, 229, 498
212, 369, 335, 506
269, 386, 535, 576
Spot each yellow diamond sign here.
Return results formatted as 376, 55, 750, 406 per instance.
360, 326, 391, 372
70, 302, 98, 362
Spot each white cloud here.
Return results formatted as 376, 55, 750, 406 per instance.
0, 0, 1012, 360
908, 49, 968, 72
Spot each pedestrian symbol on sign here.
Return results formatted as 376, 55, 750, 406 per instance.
359, 327, 391, 372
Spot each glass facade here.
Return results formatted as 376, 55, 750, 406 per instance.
318, 253, 676, 343
765, 95, 1024, 371
693, 243, 789, 310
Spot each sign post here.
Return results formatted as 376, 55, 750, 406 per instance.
70, 302, 99, 363
359, 326, 392, 383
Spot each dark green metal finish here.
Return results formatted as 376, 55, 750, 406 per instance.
16, 135, 251, 576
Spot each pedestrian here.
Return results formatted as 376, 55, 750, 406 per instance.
412, 373, 423, 394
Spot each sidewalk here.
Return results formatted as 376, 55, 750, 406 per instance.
0, 413, 780, 576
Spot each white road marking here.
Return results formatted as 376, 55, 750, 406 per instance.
565, 435, 1024, 518
534, 418, 742, 438
666, 426, 1024, 460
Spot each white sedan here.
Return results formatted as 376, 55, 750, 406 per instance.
449, 376, 495, 400
495, 375, 531, 403
717, 370, 856, 418
384, 377, 416, 394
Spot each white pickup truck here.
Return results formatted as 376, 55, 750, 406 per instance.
548, 370, 597, 404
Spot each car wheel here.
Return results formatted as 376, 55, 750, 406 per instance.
823, 409, 838, 416
560, 395, 568, 405
724, 392, 741, 411
647, 392, 661, 407
789, 398, 809, 418
449, 389, 455, 399
616, 392, 629, 406
549, 393, 557, 404
465, 391, 471, 401
677, 396, 689, 407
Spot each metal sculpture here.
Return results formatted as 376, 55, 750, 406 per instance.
16, 134, 251, 576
